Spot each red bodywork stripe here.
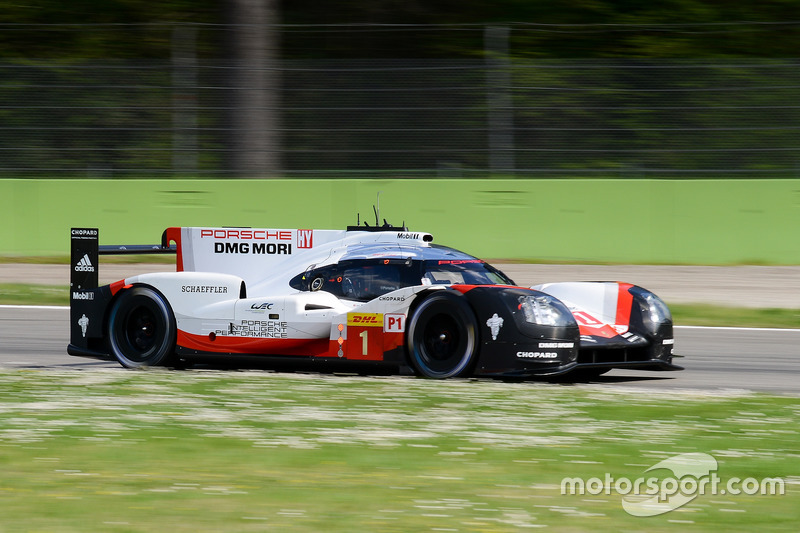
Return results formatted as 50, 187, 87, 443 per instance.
109, 280, 126, 296
178, 329, 403, 360
164, 227, 184, 272
615, 283, 634, 327
576, 283, 634, 338
449, 284, 529, 295
577, 323, 618, 338
178, 330, 330, 356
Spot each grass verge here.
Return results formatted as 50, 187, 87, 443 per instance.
0, 283, 68, 306
0, 370, 796, 532
669, 304, 800, 329
0, 255, 175, 265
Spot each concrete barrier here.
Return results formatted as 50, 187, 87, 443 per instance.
1, 178, 797, 264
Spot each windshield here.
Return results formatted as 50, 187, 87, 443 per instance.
422, 259, 515, 286
290, 258, 515, 302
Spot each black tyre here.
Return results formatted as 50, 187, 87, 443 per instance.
108, 286, 176, 368
407, 291, 478, 378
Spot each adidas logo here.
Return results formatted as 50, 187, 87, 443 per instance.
74, 254, 95, 272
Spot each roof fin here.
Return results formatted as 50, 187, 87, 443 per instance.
348, 193, 408, 232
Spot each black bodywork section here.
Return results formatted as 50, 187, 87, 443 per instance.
459, 286, 581, 376
68, 228, 111, 358
575, 286, 679, 371
457, 284, 680, 377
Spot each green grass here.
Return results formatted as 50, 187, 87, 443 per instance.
670, 304, 800, 329
0, 255, 175, 265
0, 370, 796, 532
0, 283, 68, 305
0, 255, 69, 265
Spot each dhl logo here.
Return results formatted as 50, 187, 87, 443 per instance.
347, 313, 383, 327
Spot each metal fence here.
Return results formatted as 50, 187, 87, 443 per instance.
1, 24, 799, 178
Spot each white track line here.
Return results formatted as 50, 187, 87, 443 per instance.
0, 305, 69, 310
675, 325, 800, 333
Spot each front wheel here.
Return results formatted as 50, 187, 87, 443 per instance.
407, 291, 478, 378
108, 286, 176, 368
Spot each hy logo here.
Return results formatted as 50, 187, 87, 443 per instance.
297, 229, 313, 249
74, 254, 95, 272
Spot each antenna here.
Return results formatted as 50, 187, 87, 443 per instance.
347, 191, 408, 232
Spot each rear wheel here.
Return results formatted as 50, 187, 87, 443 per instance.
108, 286, 176, 368
407, 291, 478, 378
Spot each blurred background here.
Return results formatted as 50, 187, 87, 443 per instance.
3, 0, 800, 179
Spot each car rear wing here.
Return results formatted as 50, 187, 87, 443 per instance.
69, 228, 176, 352
70, 227, 176, 292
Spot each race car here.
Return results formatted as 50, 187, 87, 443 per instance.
68, 222, 681, 378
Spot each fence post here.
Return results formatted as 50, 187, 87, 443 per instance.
225, 0, 282, 178
172, 25, 198, 174
485, 26, 515, 176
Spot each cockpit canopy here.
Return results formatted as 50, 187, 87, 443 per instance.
289, 245, 515, 302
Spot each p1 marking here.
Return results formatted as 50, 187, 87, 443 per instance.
384, 313, 405, 332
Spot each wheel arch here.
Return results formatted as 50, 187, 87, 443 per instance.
404, 286, 484, 347
103, 282, 175, 345
106, 283, 178, 368
404, 287, 481, 378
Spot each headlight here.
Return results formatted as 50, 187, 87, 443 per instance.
641, 292, 671, 323
517, 293, 574, 327
629, 286, 672, 332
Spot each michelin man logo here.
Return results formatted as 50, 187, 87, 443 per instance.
486, 313, 504, 340
78, 314, 89, 338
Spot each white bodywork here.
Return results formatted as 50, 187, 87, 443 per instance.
118, 228, 437, 351
533, 281, 632, 336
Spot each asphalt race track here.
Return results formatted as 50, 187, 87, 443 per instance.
1, 305, 798, 394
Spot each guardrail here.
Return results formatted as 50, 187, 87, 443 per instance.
1, 178, 798, 264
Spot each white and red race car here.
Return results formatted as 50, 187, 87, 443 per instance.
68, 222, 680, 378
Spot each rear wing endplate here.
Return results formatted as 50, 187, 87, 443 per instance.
69, 228, 176, 349
70, 227, 176, 292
